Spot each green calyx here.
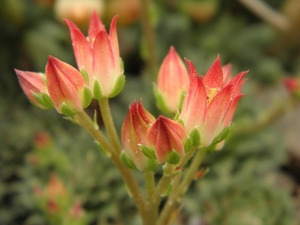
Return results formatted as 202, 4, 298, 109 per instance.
83, 87, 92, 108
167, 150, 181, 164
190, 128, 201, 146
93, 81, 103, 100
61, 103, 77, 116
80, 69, 89, 84
33, 92, 54, 109
211, 125, 233, 146
109, 74, 125, 98
153, 85, 172, 115
120, 151, 137, 170
140, 145, 157, 159
184, 138, 193, 153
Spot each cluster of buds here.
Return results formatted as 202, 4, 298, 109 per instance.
16, 11, 124, 116
121, 48, 247, 171
33, 174, 87, 224
16, 12, 247, 172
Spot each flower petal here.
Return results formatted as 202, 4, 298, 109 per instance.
88, 11, 105, 42
65, 19, 93, 80
180, 59, 207, 135
200, 84, 233, 146
109, 15, 121, 75
202, 55, 223, 90
92, 30, 115, 96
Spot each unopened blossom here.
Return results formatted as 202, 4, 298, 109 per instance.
121, 101, 156, 170
46, 56, 92, 115
147, 116, 188, 164
283, 77, 300, 98
154, 46, 189, 114
179, 56, 247, 147
65, 11, 124, 99
15, 69, 53, 109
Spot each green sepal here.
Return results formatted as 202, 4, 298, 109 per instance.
190, 128, 200, 146
83, 87, 92, 108
153, 85, 172, 115
120, 151, 137, 170
120, 57, 124, 72
95, 141, 111, 157
93, 81, 103, 100
184, 138, 193, 153
140, 145, 157, 159
173, 110, 180, 121
109, 74, 125, 98
178, 90, 186, 111
211, 125, 233, 145
80, 69, 89, 84
33, 92, 54, 109
146, 158, 158, 171
167, 150, 181, 164
61, 103, 77, 116
161, 183, 173, 197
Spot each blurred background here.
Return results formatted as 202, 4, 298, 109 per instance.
1, 0, 300, 224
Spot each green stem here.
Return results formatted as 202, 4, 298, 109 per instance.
98, 98, 122, 154
157, 148, 206, 225
151, 146, 198, 213
140, 0, 158, 80
144, 171, 156, 219
74, 111, 148, 224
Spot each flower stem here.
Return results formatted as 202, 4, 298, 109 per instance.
151, 146, 198, 215
74, 111, 148, 224
157, 148, 206, 225
98, 98, 122, 154
144, 171, 157, 219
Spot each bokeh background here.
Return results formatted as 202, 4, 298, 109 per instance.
1, 0, 300, 224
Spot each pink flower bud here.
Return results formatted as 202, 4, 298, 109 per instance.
65, 11, 124, 99
283, 77, 300, 98
121, 101, 156, 170
46, 56, 91, 115
147, 116, 188, 164
15, 69, 53, 109
180, 56, 247, 147
155, 46, 189, 114
46, 173, 68, 202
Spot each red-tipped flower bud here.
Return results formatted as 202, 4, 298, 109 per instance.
154, 46, 189, 114
179, 56, 247, 147
46, 56, 92, 116
65, 11, 125, 99
15, 69, 53, 109
121, 101, 157, 170
147, 116, 188, 164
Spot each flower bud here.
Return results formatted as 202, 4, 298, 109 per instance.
46, 56, 92, 116
65, 12, 125, 99
121, 101, 157, 170
283, 77, 300, 99
154, 46, 189, 114
180, 56, 247, 147
147, 116, 188, 164
15, 69, 53, 109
